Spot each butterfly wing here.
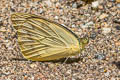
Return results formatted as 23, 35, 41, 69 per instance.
11, 13, 80, 61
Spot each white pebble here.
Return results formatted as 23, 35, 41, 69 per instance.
105, 71, 110, 77
71, 24, 76, 28
86, 21, 94, 26
45, 0, 52, 7
102, 27, 111, 34
55, 16, 59, 20
39, 8, 43, 14
92, 1, 99, 8
0, 17, 2, 22
72, 2, 77, 8
117, 4, 120, 8
81, 24, 89, 29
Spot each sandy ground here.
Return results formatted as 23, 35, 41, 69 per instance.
0, 0, 120, 80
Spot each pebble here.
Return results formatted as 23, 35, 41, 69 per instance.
81, 24, 89, 29
30, 63, 37, 68
98, 5, 104, 9
113, 19, 120, 23
86, 21, 94, 26
115, 25, 120, 30
92, 1, 99, 8
59, 0, 63, 2
81, 21, 94, 29
109, 0, 116, 2
72, 2, 77, 8
104, 71, 110, 77
116, 4, 120, 8
71, 24, 76, 28
39, 8, 44, 14
0, 17, 2, 22
102, 27, 111, 34
99, 13, 109, 19
6, 42, 13, 50
90, 32, 97, 40
56, 2, 60, 8
54, 16, 59, 20
111, 77, 116, 80
115, 41, 120, 46
107, 2, 113, 7
0, 27, 6, 32
45, 0, 52, 7
48, 64, 55, 68
94, 54, 106, 60
31, 76, 34, 80
66, 69, 72, 74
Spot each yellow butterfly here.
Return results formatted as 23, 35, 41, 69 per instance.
11, 13, 89, 61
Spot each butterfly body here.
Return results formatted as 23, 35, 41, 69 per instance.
11, 13, 88, 61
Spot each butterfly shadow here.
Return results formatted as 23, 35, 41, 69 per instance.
49, 57, 83, 64
11, 58, 28, 61
11, 57, 83, 64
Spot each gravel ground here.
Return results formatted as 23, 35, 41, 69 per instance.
0, 0, 120, 80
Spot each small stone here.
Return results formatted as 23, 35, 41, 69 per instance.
104, 71, 110, 77
39, 8, 44, 14
109, 0, 116, 2
31, 76, 34, 80
99, 13, 109, 19
81, 24, 88, 29
115, 25, 120, 30
117, 4, 120, 8
72, 2, 77, 8
45, 0, 52, 7
98, 5, 104, 9
0, 17, 2, 22
92, 1, 99, 8
56, 2, 60, 8
30, 63, 37, 68
94, 54, 106, 60
113, 19, 120, 23
48, 64, 55, 68
66, 69, 72, 74
107, 2, 113, 7
54, 16, 59, 20
71, 24, 76, 28
90, 32, 97, 39
81, 21, 94, 29
115, 41, 120, 46
102, 27, 111, 34
0, 17, 3, 25
111, 77, 116, 80
6, 42, 13, 50
86, 21, 94, 26
0, 27, 6, 32
59, 0, 63, 2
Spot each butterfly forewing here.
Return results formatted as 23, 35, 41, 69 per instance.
11, 13, 80, 61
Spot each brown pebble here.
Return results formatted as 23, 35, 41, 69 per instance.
115, 41, 120, 46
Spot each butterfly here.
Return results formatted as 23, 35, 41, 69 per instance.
11, 13, 89, 61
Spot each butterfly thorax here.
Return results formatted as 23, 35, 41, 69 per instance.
67, 44, 80, 56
